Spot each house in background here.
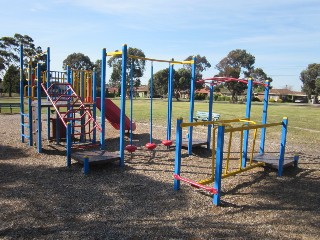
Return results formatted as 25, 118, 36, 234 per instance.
106, 87, 119, 97
255, 88, 307, 103
136, 85, 149, 98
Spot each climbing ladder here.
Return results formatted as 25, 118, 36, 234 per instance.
41, 82, 101, 143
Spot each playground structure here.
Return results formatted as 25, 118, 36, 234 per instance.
173, 77, 299, 205
19, 44, 199, 171
19, 46, 138, 173
18, 44, 299, 195
104, 44, 196, 165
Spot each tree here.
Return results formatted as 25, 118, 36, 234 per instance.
315, 76, 320, 96
184, 54, 211, 81
216, 49, 255, 102
62, 53, 94, 70
3, 65, 19, 97
251, 67, 273, 92
107, 48, 145, 90
93, 59, 102, 88
300, 63, 320, 102
152, 68, 169, 97
0, 34, 44, 78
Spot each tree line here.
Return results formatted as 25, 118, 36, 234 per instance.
1, 33, 319, 102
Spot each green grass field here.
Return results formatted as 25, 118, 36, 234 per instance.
116, 98, 320, 146
1, 97, 319, 145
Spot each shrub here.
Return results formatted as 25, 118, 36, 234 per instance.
195, 93, 206, 100
277, 99, 283, 103
252, 96, 261, 102
269, 98, 276, 102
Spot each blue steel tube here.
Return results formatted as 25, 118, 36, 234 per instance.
278, 117, 288, 176
28, 63, 33, 146
213, 125, 225, 206
259, 80, 270, 154
83, 156, 89, 175
150, 62, 154, 143
46, 47, 51, 140
80, 70, 85, 142
36, 63, 42, 153
188, 56, 196, 155
167, 63, 174, 141
242, 79, 253, 168
129, 62, 134, 145
174, 118, 183, 191
92, 68, 97, 144
66, 122, 72, 167
119, 44, 128, 167
207, 84, 214, 149
100, 49, 106, 150
20, 45, 25, 143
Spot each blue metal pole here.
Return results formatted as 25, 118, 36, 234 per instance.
80, 70, 85, 142
28, 63, 33, 147
242, 79, 253, 168
46, 47, 50, 89
259, 80, 270, 154
46, 47, 51, 141
213, 124, 225, 206
100, 48, 106, 150
66, 122, 72, 167
188, 56, 196, 155
207, 84, 214, 149
294, 155, 299, 168
119, 44, 128, 167
130, 62, 134, 145
174, 118, 183, 191
167, 63, 174, 141
92, 68, 97, 144
278, 117, 288, 176
83, 156, 89, 175
150, 62, 154, 143
36, 63, 42, 153
19, 45, 25, 143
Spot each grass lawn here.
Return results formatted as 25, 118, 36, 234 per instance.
1, 97, 318, 145
114, 98, 320, 146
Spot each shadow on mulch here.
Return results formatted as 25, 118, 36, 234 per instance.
1, 143, 319, 239
0, 144, 28, 160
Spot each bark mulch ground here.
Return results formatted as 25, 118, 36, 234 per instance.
0, 114, 319, 239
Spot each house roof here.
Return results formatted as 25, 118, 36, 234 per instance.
107, 87, 119, 93
257, 88, 306, 96
196, 88, 210, 94
136, 85, 149, 92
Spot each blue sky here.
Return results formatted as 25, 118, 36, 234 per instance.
2, 0, 319, 90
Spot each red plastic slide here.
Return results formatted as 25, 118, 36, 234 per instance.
96, 98, 136, 131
